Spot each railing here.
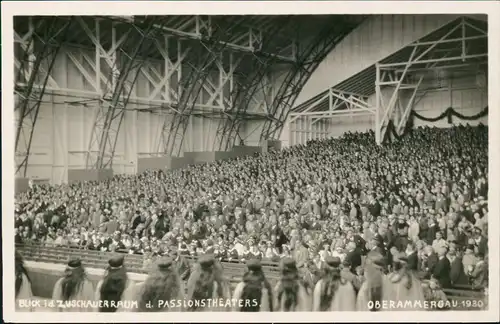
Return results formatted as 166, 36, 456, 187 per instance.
16, 244, 281, 283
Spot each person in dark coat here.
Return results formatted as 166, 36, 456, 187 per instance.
449, 251, 469, 287
426, 219, 438, 246
423, 246, 439, 277
432, 247, 452, 289
345, 242, 362, 274
473, 227, 488, 256
368, 196, 381, 218
405, 242, 419, 271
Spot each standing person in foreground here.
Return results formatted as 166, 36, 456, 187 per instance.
232, 259, 273, 312
186, 254, 231, 312
52, 258, 95, 312
356, 251, 390, 312
313, 256, 356, 311
386, 252, 426, 310
94, 255, 132, 312
273, 258, 312, 311
119, 256, 184, 312
15, 251, 34, 312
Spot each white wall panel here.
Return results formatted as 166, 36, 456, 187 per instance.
183, 116, 222, 152
327, 115, 374, 139
288, 117, 330, 146
411, 75, 487, 128
240, 120, 265, 147
296, 14, 466, 107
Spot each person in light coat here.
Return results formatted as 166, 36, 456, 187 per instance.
232, 259, 273, 312
273, 258, 312, 311
185, 254, 231, 312
119, 256, 184, 312
313, 256, 356, 311
52, 258, 95, 312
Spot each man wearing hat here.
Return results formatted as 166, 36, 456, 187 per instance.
52, 258, 95, 312
95, 255, 132, 312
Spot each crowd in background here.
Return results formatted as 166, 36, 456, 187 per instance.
15, 125, 489, 296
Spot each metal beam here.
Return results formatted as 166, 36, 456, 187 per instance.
260, 17, 366, 141
15, 17, 74, 177
374, 16, 487, 144
146, 15, 297, 63
378, 46, 417, 143
290, 109, 374, 117
86, 17, 170, 169
161, 17, 249, 156
380, 18, 487, 69
397, 75, 424, 134
213, 17, 294, 152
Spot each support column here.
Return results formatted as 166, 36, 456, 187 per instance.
14, 17, 73, 177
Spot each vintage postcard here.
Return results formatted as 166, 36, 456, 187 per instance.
2, 1, 499, 322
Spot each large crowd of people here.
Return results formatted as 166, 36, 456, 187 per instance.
14, 124, 489, 311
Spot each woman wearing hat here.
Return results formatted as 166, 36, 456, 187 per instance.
95, 255, 132, 312
52, 258, 95, 312
120, 257, 184, 312
232, 259, 273, 312
313, 256, 356, 311
273, 258, 311, 311
186, 254, 230, 312
15, 251, 34, 312
356, 251, 391, 311
386, 252, 425, 310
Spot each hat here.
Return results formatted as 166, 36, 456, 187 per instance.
325, 256, 341, 268
108, 255, 124, 268
466, 244, 475, 251
280, 257, 297, 272
199, 254, 215, 268
67, 257, 82, 269
395, 252, 408, 264
157, 257, 174, 271
246, 258, 262, 271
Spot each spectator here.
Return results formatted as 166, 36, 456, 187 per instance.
14, 125, 488, 293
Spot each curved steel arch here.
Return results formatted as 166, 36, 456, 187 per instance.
14, 17, 74, 177
87, 17, 171, 169
162, 17, 250, 157
260, 17, 367, 141
214, 17, 294, 152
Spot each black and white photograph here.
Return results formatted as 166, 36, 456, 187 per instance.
2, 1, 499, 323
